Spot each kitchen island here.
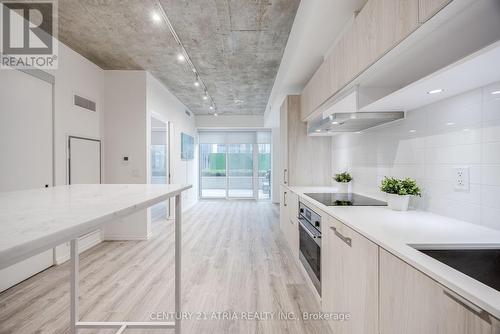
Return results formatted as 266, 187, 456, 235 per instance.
0, 184, 191, 333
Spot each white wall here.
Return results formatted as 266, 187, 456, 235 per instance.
146, 73, 198, 210
103, 71, 150, 240
332, 81, 500, 230
196, 114, 264, 128
49, 43, 105, 263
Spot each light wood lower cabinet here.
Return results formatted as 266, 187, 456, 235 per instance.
280, 187, 299, 259
322, 217, 379, 334
279, 186, 290, 237
380, 248, 499, 334
287, 191, 299, 259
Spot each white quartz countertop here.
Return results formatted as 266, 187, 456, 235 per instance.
0, 184, 191, 269
287, 186, 500, 319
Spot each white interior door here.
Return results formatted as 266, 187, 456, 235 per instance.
0, 70, 54, 292
69, 136, 101, 184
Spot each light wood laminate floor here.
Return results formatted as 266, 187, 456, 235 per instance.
0, 201, 331, 334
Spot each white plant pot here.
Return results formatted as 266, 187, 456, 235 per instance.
336, 182, 352, 194
386, 194, 411, 211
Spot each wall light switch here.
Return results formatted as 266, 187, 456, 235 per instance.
454, 166, 470, 191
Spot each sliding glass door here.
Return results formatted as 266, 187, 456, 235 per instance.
258, 143, 271, 199
200, 143, 227, 198
227, 144, 254, 198
199, 131, 271, 200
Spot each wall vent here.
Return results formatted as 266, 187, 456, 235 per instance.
74, 95, 97, 112
185, 110, 191, 117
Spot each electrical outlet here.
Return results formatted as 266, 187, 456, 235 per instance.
454, 166, 470, 191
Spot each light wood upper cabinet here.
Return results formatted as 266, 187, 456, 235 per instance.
322, 217, 379, 334
301, 0, 420, 120
356, 0, 419, 73
419, 0, 452, 23
280, 95, 331, 186
300, 60, 331, 120
380, 248, 499, 334
328, 25, 359, 98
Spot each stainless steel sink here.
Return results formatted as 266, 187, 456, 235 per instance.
411, 244, 500, 292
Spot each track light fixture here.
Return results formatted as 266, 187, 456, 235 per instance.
153, 0, 218, 113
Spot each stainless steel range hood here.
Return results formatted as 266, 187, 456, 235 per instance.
307, 87, 404, 136
308, 111, 405, 135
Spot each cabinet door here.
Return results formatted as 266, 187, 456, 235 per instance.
356, 0, 419, 73
380, 249, 496, 334
419, 0, 452, 23
328, 23, 359, 97
322, 217, 379, 334
310, 60, 331, 112
287, 191, 299, 259
279, 186, 289, 235
300, 78, 313, 120
279, 98, 288, 186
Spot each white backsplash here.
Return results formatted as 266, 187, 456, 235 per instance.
332, 81, 500, 230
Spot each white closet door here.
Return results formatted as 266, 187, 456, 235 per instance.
69, 137, 101, 184
0, 70, 54, 292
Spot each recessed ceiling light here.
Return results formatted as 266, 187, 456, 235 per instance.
214, 113, 218, 117
203, 94, 208, 100
409, 129, 417, 133
176, 53, 185, 62
332, 121, 339, 125
355, 131, 361, 134
209, 106, 214, 110
151, 12, 161, 23
194, 80, 200, 87
492, 90, 500, 95
428, 89, 444, 95
446, 122, 455, 126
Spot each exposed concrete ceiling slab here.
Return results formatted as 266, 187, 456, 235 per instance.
57, 0, 299, 115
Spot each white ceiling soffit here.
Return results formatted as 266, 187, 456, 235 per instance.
361, 40, 500, 112
263, 0, 367, 127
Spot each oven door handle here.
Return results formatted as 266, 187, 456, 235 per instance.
298, 218, 321, 239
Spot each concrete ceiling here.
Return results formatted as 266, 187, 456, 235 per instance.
57, 0, 300, 115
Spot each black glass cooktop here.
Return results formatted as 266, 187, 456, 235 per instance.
304, 193, 387, 207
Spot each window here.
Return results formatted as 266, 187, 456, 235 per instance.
198, 131, 271, 199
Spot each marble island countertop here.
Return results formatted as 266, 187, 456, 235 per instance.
0, 184, 192, 270
287, 186, 500, 320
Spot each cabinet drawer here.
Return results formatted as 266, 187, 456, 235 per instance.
322, 217, 379, 334
380, 249, 497, 334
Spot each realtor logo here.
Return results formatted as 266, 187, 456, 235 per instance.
0, 0, 58, 69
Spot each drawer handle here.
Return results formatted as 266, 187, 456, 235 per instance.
443, 289, 490, 323
331, 227, 352, 247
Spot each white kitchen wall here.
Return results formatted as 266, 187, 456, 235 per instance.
332, 81, 500, 230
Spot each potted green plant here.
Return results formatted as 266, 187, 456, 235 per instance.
334, 172, 353, 194
380, 177, 421, 211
